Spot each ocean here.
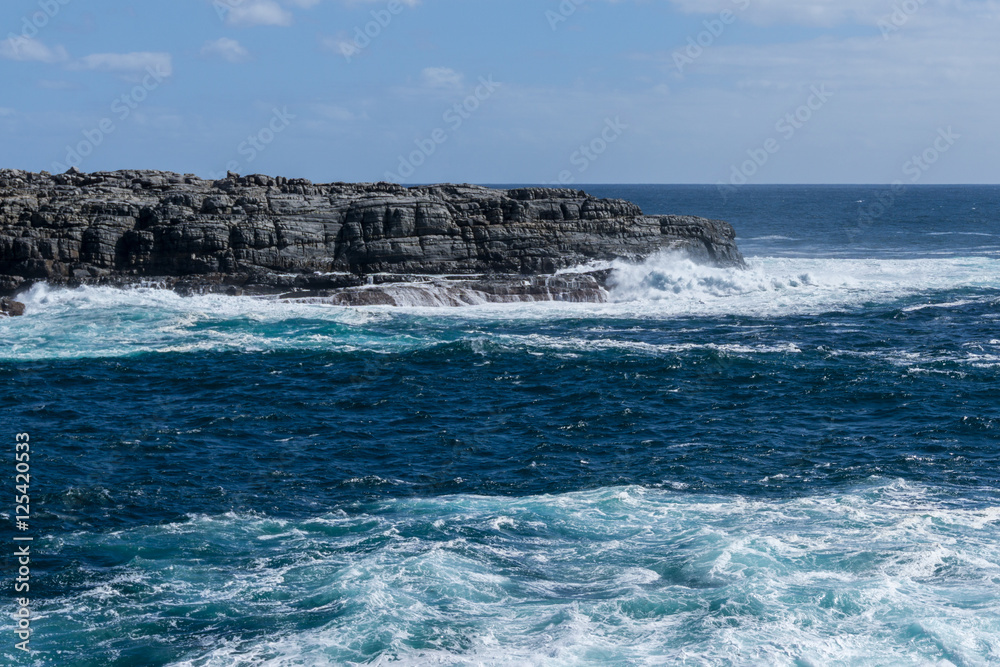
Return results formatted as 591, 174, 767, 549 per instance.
3, 185, 1000, 666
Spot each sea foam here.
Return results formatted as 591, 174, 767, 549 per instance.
2, 254, 998, 362
20, 480, 1000, 666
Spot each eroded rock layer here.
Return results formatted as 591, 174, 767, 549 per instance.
0, 169, 744, 297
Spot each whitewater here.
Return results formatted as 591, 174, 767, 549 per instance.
4, 253, 1000, 362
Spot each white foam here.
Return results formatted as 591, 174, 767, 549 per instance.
926, 231, 996, 237
5, 479, 996, 665
3, 254, 998, 360
489, 333, 803, 357
902, 299, 980, 313
116, 480, 1000, 667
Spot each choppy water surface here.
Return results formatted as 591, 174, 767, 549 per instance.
3, 186, 999, 666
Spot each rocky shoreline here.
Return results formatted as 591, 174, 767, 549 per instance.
0, 169, 745, 312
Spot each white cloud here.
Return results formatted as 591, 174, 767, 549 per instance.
224, 0, 294, 27
666, 19, 1000, 92
663, 0, 991, 27
335, 0, 420, 4
213, 0, 351, 25
72, 52, 173, 76
667, 0, 877, 26
0, 108, 15, 117
0, 38, 173, 83
321, 35, 357, 57
421, 67, 463, 89
200, 38, 251, 63
0, 38, 69, 64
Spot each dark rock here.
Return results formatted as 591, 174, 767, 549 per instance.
0, 169, 745, 301
297, 272, 615, 307
1, 297, 25, 316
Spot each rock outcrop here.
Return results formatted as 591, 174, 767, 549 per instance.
0, 169, 744, 302
0, 296, 25, 316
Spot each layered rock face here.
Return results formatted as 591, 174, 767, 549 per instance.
0, 169, 744, 302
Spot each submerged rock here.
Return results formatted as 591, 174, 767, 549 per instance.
0, 296, 25, 316
283, 271, 615, 307
0, 169, 745, 302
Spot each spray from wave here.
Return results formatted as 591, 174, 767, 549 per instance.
606, 252, 1000, 315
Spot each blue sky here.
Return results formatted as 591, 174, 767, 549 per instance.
1, 0, 998, 183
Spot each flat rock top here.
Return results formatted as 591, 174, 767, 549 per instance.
0, 168, 627, 207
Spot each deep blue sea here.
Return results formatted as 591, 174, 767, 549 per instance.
3, 185, 1000, 666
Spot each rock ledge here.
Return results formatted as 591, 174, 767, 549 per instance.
0, 169, 745, 304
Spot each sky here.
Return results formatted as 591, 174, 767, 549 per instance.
1, 0, 998, 184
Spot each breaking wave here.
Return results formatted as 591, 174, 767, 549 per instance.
2, 254, 999, 362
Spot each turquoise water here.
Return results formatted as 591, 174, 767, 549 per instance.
3, 186, 1000, 665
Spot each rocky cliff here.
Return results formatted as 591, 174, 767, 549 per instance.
0, 169, 744, 305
